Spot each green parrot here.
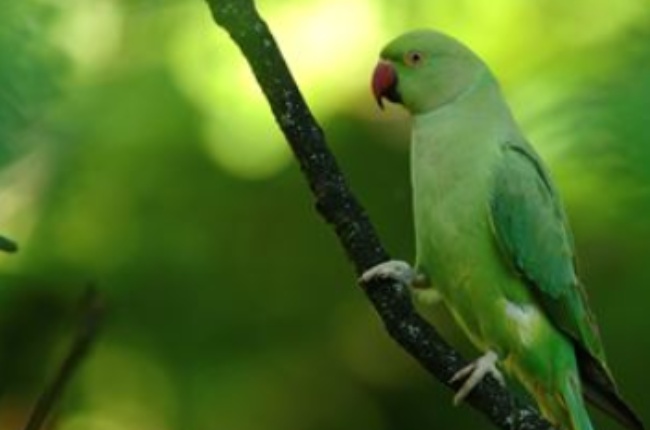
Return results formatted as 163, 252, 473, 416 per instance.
362, 30, 643, 430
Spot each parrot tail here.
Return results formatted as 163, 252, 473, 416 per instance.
563, 375, 595, 430
535, 373, 594, 430
577, 347, 645, 430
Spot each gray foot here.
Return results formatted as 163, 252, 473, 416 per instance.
449, 350, 504, 405
359, 260, 416, 286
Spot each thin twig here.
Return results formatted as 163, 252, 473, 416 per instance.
23, 287, 104, 430
203, 1, 554, 429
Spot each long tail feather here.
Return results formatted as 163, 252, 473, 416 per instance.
565, 375, 595, 430
577, 347, 645, 430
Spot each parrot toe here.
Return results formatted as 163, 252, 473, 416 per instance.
359, 260, 415, 287
450, 350, 504, 405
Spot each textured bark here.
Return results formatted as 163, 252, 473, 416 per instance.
204, 1, 555, 429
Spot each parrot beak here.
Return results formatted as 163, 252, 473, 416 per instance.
372, 60, 400, 109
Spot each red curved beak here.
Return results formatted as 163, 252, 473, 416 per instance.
372, 60, 398, 110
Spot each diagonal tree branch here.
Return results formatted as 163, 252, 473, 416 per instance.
23, 287, 104, 430
203, 1, 555, 429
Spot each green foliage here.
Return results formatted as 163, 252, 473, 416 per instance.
0, 0, 64, 167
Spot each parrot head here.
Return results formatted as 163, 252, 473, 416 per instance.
372, 30, 489, 115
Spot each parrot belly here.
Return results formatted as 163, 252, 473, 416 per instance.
410, 113, 580, 419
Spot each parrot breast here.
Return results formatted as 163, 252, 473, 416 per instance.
409, 81, 540, 355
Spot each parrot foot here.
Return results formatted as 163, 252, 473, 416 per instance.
449, 350, 504, 405
359, 260, 423, 288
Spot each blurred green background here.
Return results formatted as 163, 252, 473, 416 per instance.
0, 0, 649, 429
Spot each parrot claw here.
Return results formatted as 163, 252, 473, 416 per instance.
449, 350, 504, 405
359, 260, 416, 287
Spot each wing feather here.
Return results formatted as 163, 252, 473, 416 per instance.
489, 141, 601, 357
489, 141, 644, 429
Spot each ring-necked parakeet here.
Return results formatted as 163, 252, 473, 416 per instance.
362, 29, 643, 430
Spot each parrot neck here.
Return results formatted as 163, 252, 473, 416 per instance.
439, 69, 491, 110
412, 72, 512, 128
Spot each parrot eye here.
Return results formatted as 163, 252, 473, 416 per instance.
404, 50, 424, 67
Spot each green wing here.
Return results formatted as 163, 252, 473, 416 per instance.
489, 141, 605, 365
489, 141, 646, 430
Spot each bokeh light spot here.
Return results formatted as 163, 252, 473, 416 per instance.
51, 0, 123, 76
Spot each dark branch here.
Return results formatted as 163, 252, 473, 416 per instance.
23, 287, 104, 430
203, 1, 555, 429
